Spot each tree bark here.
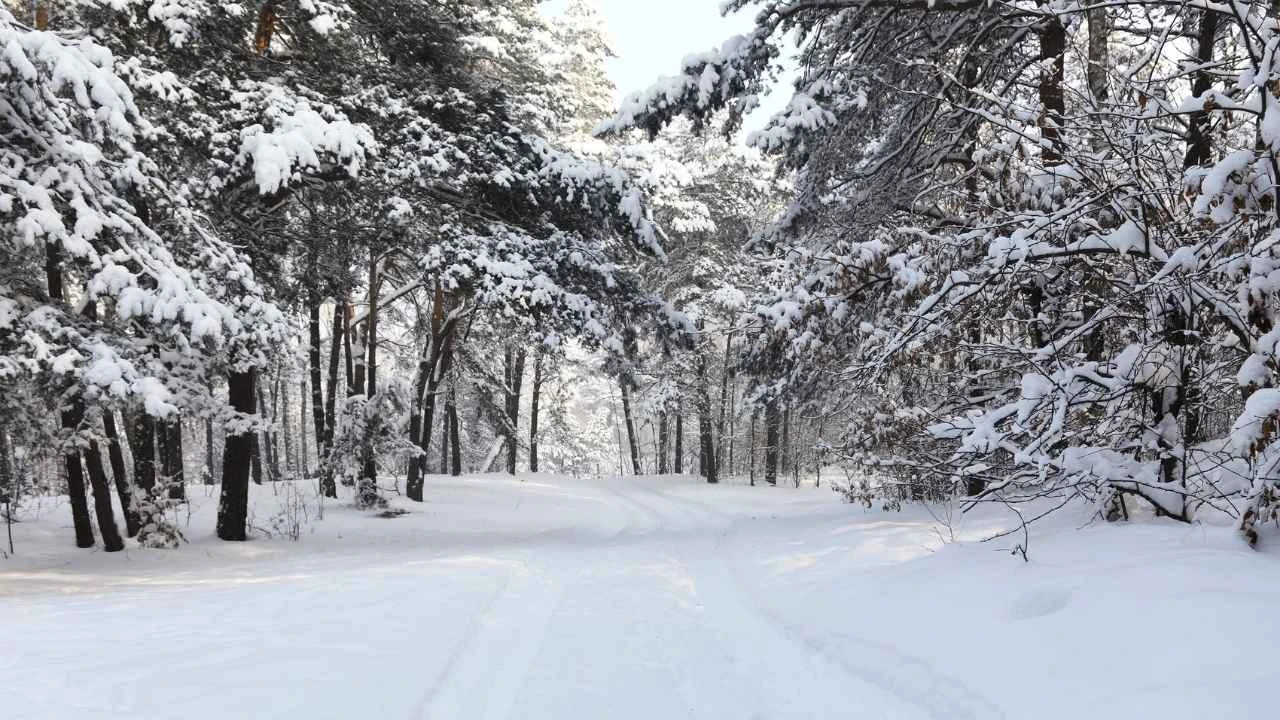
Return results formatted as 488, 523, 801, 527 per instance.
673, 406, 683, 474
205, 417, 216, 484
656, 410, 669, 474
47, 243, 93, 548
697, 351, 717, 484
159, 419, 185, 500
1038, 3, 1066, 164
503, 346, 526, 475
102, 411, 139, 537
357, 256, 381, 507
764, 399, 780, 486
529, 350, 544, 473
84, 438, 125, 551
620, 376, 641, 475
218, 369, 257, 541
1184, 10, 1217, 168
716, 331, 734, 470
447, 389, 462, 476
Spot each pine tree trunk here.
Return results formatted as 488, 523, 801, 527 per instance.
1185, 10, 1217, 168
357, 256, 381, 507
1038, 2, 1066, 164
159, 419, 185, 500
764, 399, 780, 486
529, 351, 543, 473
205, 418, 216, 485
620, 376, 641, 475
127, 412, 157, 494
47, 244, 93, 548
218, 369, 257, 541
696, 352, 716, 484
84, 438, 125, 551
656, 411, 669, 474
447, 390, 462, 476
309, 298, 327, 451
250, 431, 263, 486
716, 332, 734, 470
406, 307, 435, 500
503, 346, 525, 476
673, 407, 683, 474
102, 412, 139, 537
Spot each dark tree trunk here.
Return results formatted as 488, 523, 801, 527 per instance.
503, 346, 525, 475
406, 335, 433, 500
159, 419, 185, 500
1184, 10, 1217, 168
716, 332, 734, 470
673, 407, 683, 474
319, 303, 342, 497
205, 418, 216, 484
250, 431, 263, 486
696, 352, 716, 484
1038, 3, 1066, 164
439, 391, 450, 474
764, 400, 780, 486
127, 412, 157, 494
781, 407, 792, 487
657, 410, 669, 474
529, 351, 543, 473
102, 412, 139, 537
218, 369, 257, 541
309, 298, 327, 451
47, 243, 93, 548
325, 302, 343, 439
357, 257, 381, 507
84, 438, 125, 551
620, 377, 641, 476
447, 388, 462, 476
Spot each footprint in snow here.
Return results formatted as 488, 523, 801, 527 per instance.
1008, 587, 1072, 620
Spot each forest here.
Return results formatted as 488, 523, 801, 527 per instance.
5, 0, 1280, 550
4, 1, 1280, 718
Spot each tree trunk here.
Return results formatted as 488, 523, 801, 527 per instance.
102, 412, 139, 537
656, 410, 669, 474
309, 298, 327, 451
218, 369, 257, 541
47, 243, 93, 548
447, 389, 462, 476
406, 333, 434, 501
716, 331, 734, 470
1038, 2, 1066, 164
764, 399, 780, 486
84, 438, 125, 551
503, 346, 526, 475
696, 352, 716, 484
357, 256, 381, 507
159, 419, 185, 500
127, 412, 157, 494
319, 303, 342, 497
204, 418, 216, 484
620, 376, 641, 475
1184, 10, 1217, 168
529, 350, 543, 473
673, 406, 683, 474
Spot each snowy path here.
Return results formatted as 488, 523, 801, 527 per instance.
2, 474, 1278, 719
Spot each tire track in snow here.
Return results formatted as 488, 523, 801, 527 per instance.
609, 477, 931, 718
411, 556, 563, 720
710, 506, 1009, 720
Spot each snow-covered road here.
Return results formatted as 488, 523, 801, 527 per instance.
3, 474, 1277, 719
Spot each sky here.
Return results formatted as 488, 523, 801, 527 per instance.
542, 0, 788, 134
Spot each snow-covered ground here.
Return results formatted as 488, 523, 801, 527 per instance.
2, 474, 1277, 719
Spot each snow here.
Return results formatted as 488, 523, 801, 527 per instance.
2, 473, 1276, 719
